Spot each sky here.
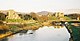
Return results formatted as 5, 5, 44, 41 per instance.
0, 0, 80, 12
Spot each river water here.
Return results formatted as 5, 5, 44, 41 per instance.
8, 26, 70, 41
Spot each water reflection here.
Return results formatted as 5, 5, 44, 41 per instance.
8, 26, 70, 41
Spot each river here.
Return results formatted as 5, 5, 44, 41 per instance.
8, 26, 70, 41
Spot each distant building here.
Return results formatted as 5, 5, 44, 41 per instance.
54, 12, 64, 17
0, 10, 21, 19
6, 10, 21, 19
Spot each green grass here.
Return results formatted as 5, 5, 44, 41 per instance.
48, 16, 58, 20
64, 16, 72, 20
6, 19, 23, 22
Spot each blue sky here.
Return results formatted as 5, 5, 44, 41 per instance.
0, 0, 80, 12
